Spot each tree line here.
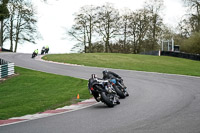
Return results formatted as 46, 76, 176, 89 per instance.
0, 0, 199, 54
177, 0, 200, 54
68, 0, 200, 54
0, 0, 38, 52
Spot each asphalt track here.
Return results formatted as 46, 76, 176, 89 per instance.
0, 52, 200, 133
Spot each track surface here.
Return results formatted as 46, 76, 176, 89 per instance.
0, 53, 200, 133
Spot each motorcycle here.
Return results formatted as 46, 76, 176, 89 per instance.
109, 78, 129, 98
88, 76, 120, 107
41, 47, 46, 55
103, 70, 129, 98
45, 48, 49, 54
32, 52, 37, 58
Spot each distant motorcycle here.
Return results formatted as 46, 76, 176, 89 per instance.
41, 47, 46, 55
88, 74, 120, 107
45, 48, 49, 54
103, 70, 129, 98
32, 52, 37, 58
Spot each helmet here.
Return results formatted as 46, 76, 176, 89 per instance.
102, 69, 108, 75
91, 74, 97, 78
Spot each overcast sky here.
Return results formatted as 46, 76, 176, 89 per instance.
11, 0, 186, 53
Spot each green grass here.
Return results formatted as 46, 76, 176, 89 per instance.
43, 53, 200, 77
0, 67, 90, 120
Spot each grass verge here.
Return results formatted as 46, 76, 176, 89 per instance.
43, 53, 200, 77
0, 66, 90, 120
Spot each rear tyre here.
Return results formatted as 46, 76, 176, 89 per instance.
101, 92, 114, 107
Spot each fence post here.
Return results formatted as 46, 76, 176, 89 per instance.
159, 50, 161, 56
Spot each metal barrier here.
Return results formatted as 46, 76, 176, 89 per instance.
161, 51, 200, 61
140, 51, 160, 56
140, 51, 200, 61
0, 58, 15, 78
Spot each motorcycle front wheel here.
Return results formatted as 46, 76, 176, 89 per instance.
101, 92, 115, 107
32, 54, 35, 58
114, 85, 126, 99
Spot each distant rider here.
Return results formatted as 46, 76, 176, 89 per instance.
32, 49, 38, 58
102, 69, 129, 96
41, 46, 45, 54
34, 49, 38, 55
45, 45, 49, 54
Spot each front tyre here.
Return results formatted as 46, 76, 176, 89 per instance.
101, 92, 114, 107
32, 54, 35, 58
125, 91, 129, 96
114, 85, 126, 99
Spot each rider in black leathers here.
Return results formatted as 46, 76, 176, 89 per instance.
102, 70, 129, 96
102, 70, 121, 80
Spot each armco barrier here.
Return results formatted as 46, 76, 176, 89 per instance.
161, 51, 200, 61
0, 58, 15, 78
140, 51, 160, 56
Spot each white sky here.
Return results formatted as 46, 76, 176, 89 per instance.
7, 0, 186, 53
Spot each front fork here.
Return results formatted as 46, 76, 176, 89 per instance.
117, 82, 127, 92
105, 86, 119, 104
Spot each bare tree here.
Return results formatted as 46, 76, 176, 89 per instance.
0, 0, 9, 48
144, 0, 164, 51
119, 9, 132, 53
6, 0, 39, 52
181, 0, 200, 33
128, 9, 150, 53
178, 18, 192, 37
178, 0, 200, 54
68, 1, 168, 53
96, 3, 120, 53
68, 21, 87, 53
68, 5, 97, 53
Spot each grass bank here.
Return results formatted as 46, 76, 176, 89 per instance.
0, 67, 90, 120
43, 53, 200, 77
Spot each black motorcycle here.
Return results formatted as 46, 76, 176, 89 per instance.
41, 48, 46, 55
32, 52, 37, 58
103, 70, 129, 98
109, 78, 129, 98
88, 77, 120, 107
45, 48, 49, 54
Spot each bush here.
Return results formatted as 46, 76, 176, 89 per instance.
182, 32, 200, 54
